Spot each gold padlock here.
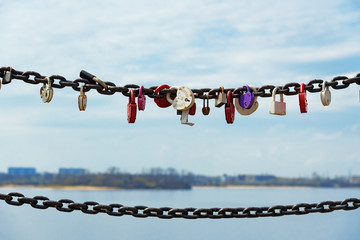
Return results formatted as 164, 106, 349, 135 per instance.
215, 86, 226, 108
40, 77, 53, 103
78, 85, 87, 111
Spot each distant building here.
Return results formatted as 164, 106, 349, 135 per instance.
8, 167, 36, 176
59, 168, 86, 175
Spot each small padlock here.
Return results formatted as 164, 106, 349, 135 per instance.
225, 90, 234, 124
215, 86, 227, 108
320, 81, 331, 106
189, 102, 196, 116
78, 85, 87, 111
298, 83, 308, 113
269, 87, 286, 115
235, 86, 259, 115
2, 67, 12, 85
202, 95, 210, 115
166, 86, 194, 111
180, 109, 194, 126
154, 84, 173, 108
127, 89, 137, 123
138, 86, 146, 111
239, 85, 255, 109
40, 77, 53, 103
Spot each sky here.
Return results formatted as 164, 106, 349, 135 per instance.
0, 0, 359, 177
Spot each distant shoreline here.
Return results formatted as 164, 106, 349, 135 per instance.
0, 184, 358, 190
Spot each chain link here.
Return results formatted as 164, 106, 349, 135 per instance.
0, 192, 359, 219
1, 67, 359, 99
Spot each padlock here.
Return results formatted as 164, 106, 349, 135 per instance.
189, 102, 196, 116
127, 89, 137, 123
298, 83, 308, 113
239, 85, 255, 109
154, 84, 173, 108
320, 81, 331, 106
80, 70, 108, 91
138, 85, 146, 111
235, 86, 259, 115
40, 77, 53, 103
166, 86, 194, 111
269, 87, 286, 115
202, 95, 210, 115
225, 90, 234, 124
180, 109, 194, 126
2, 67, 12, 85
78, 85, 87, 111
215, 86, 227, 108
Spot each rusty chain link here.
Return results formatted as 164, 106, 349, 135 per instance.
1, 67, 360, 99
0, 192, 359, 219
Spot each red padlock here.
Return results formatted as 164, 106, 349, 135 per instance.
298, 83, 308, 113
127, 89, 137, 123
189, 102, 196, 116
225, 91, 234, 124
154, 84, 173, 108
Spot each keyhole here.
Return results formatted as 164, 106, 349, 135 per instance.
185, 98, 190, 102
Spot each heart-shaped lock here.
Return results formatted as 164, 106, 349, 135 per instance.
225, 90, 234, 124
78, 85, 87, 111
299, 83, 308, 113
127, 89, 137, 123
235, 86, 259, 115
138, 85, 146, 111
239, 85, 255, 109
320, 81, 331, 106
154, 84, 173, 108
166, 86, 194, 111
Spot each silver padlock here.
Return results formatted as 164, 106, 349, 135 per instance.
215, 86, 226, 108
78, 85, 87, 111
180, 109, 194, 126
320, 81, 331, 106
269, 87, 286, 115
235, 86, 259, 115
2, 69, 12, 85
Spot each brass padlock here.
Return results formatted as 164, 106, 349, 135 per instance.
269, 87, 286, 115
40, 77, 53, 103
215, 86, 226, 108
78, 85, 87, 111
202, 95, 210, 115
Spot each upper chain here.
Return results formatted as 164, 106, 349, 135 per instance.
1, 67, 360, 99
0, 192, 359, 219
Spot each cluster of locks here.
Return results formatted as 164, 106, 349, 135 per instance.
1, 68, 332, 126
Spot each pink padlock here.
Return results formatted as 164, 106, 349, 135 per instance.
138, 86, 146, 111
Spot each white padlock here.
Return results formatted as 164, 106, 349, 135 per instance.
166, 86, 194, 111
235, 86, 259, 115
320, 81, 331, 106
78, 85, 87, 111
269, 87, 286, 115
180, 109, 194, 126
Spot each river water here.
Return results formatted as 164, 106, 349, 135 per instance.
0, 187, 359, 240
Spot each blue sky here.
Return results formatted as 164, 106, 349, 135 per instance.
0, 0, 359, 177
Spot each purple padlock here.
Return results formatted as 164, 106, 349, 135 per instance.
239, 85, 255, 109
138, 86, 146, 111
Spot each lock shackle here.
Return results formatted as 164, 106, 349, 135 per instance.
154, 84, 170, 94
272, 87, 284, 102
166, 86, 178, 105
226, 90, 232, 105
44, 77, 51, 87
322, 81, 327, 91
219, 86, 224, 93
129, 89, 135, 103
243, 85, 251, 93
139, 85, 144, 97
80, 85, 85, 94
300, 83, 306, 93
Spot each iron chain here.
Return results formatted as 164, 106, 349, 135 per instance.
0, 192, 359, 219
1, 67, 359, 99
